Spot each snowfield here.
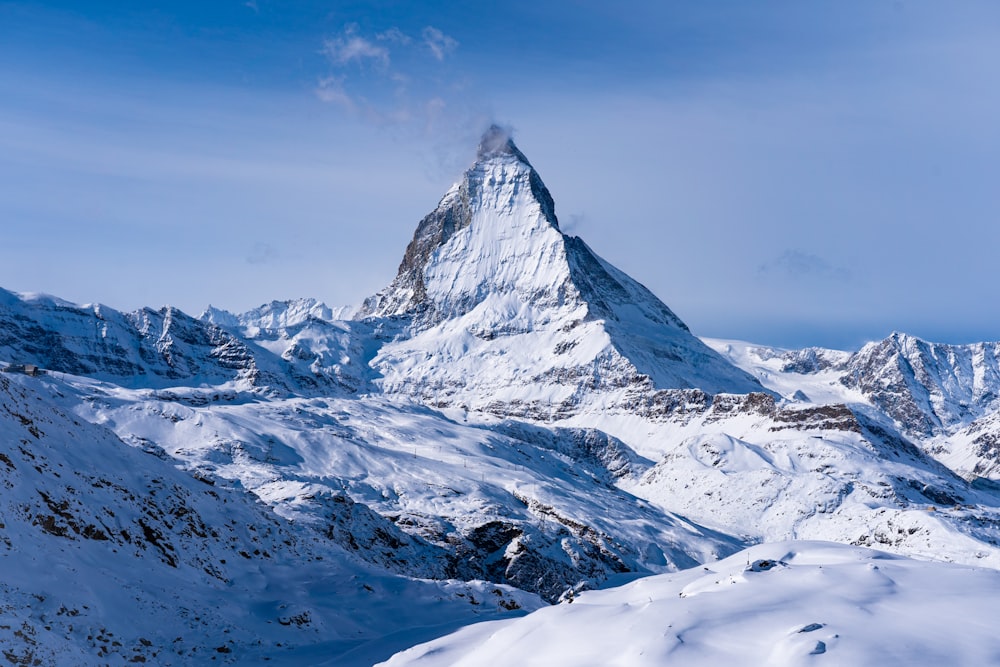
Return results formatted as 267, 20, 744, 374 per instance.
382, 541, 1000, 667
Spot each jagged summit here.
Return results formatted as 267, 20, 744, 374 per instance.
476, 124, 532, 164
840, 331, 1000, 436
359, 125, 561, 321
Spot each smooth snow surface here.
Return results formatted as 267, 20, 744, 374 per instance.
382, 541, 1000, 667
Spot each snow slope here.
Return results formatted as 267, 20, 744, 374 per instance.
382, 541, 1000, 667
0, 372, 542, 666
703, 337, 857, 405
54, 373, 739, 604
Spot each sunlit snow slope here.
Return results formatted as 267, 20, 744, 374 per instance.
382, 541, 1000, 667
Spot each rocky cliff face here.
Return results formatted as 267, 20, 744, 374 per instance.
840, 332, 1000, 436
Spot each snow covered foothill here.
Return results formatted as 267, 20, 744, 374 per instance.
552, 391, 1000, 572
52, 371, 741, 603
380, 541, 1000, 667
0, 372, 542, 666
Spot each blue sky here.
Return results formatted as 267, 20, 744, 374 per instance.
1, 1, 998, 349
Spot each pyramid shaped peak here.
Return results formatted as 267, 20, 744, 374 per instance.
357, 124, 765, 396
476, 124, 531, 165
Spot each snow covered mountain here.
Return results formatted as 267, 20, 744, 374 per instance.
841, 332, 1000, 435
708, 334, 1000, 481
358, 125, 764, 414
0, 288, 372, 396
709, 332, 1000, 439
4, 126, 1000, 664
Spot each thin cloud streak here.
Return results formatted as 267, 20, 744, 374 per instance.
322, 25, 390, 68
315, 24, 463, 132
377, 27, 411, 45
758, 250, 851, 282
314, 76, 355, 111
422, 26, 458, 61
246, 242, 279, 266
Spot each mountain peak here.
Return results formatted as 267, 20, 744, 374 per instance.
358, 125, 765, 398
358, 124, 559, 321
476, 124, 530, 165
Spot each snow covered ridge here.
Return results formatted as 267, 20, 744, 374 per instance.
707, 334, 1000, 436
380, 541, 1000, 667
706, 336, 1000, 479
0, 286, 372, 395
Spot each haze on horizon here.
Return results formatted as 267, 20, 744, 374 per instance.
1, 1, 998, 351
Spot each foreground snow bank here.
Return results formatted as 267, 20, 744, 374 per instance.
381, 540, 1000, 667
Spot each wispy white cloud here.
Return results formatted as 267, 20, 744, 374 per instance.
422, 96, 446, 133
315, 76, 356, 111
422, 26, 458, 61
322, 25, 390, 68
560, 213, 587, 235
377, 27, 411, 45
315, 24, 465, 135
